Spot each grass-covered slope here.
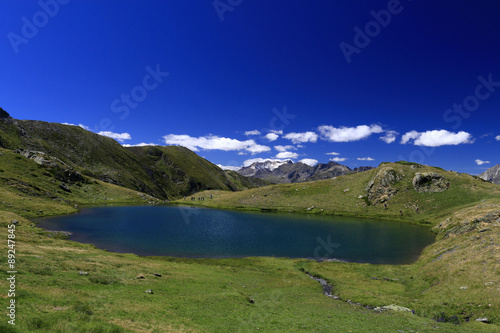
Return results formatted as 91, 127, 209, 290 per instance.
179, 162, 499, 225
0, 155, 497, 331
1, 210, 497, 332
0, 116, 266, 200
0, 147, 160, 218
175, 161, 500, 327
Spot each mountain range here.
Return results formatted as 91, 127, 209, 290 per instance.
237, 160, 373, 184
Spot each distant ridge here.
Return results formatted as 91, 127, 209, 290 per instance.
237, 160, 374, 184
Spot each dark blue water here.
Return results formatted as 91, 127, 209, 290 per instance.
35, 206, 435, 264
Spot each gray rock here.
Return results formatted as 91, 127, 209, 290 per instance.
78, 271, 89, 276
145, 289, 154, 294
479, 164, 500, 185
476, 317, 490, 323
366, 168, 402, 205
412, 172, 449, 193
376, 304, 413, 313
59, 183, 71, 193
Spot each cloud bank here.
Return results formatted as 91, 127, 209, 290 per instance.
98, 131, 132, 142
318, 124, 383, 142
401, 130, 473, 147
163, 134, 271, 154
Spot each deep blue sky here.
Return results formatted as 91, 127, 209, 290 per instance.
1, 1, 499, 173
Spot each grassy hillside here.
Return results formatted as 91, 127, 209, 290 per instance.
0, 117, 498, 331
178, 162, 499, 225
174, 162, 500, 327
0, 147, 160, 218
1, 209, 498, 332
0, 116, 266, 200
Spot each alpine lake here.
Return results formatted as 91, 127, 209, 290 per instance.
35, 205, 435, 264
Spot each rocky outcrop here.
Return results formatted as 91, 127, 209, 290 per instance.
412, 172, 449, 193
15, 149, 67, 168
479, 165, 500, 185
16, 149, 86, 185
442, 210, 499, 239
366, 168, 403, 205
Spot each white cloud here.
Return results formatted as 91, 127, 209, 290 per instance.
401, 130, 474, 147
400, 131, 420, 144
270, 129, 283, 135
275, 145, 296, 152
283, 131, 318, 144
246, 144, 272, 154
299, 158, 318, 166
496, 135, 500, 141
62, 122, 91, 131
98, 131, 132, 142
330, 157, 347, 162
318, 124, 383, 142
276, 151, 299, 159
475, 159, 490, 166
357, 157, 375, 161
380, 130, 398, 144
242, 158, 291, 167
122, 142, 156, 147
244, 130, 261, 136
217, 164, 241, 171
325, 152, 340, 156
265, 133, 279, 141
163, 134, 271, 155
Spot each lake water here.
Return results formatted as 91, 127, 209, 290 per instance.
35, 206, 435, 264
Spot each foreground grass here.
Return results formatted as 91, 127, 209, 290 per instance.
1, 211, 498, 332
0, 156, 498, 331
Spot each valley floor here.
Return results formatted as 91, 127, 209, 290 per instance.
0, 159, 498, 332
1, 199, 499, 332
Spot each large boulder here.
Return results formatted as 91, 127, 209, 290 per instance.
366, 168, 403, 205
412, 172, 449, 193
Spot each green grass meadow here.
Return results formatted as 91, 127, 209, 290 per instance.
0, 153, 498, 332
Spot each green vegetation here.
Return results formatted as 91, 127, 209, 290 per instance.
0, 116, 498, 331
1, 211, 498, 332
176, 163, 499, 226
0, 118, 266, 201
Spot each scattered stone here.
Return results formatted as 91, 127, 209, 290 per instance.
460, 286, 467, 290
78, 271, 89, 276
343, 188, 350, 192
11, 220, 19, 225
484, 282, 494, 286
307, 206, 315, 211
59, 183, 71, 193
136, 274, 145, 279
476, 317, 490, 323
375, 304, 413, 313
145, 289, 154, 294
478, 228, 491, 233
153, 273, 162, 277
